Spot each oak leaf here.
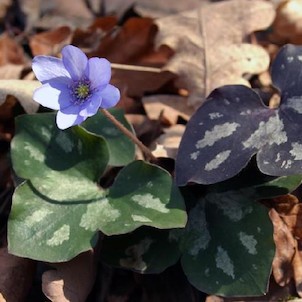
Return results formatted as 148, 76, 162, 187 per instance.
155, 0, 275, 106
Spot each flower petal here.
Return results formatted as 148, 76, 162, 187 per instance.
85, 58, 111, 89
32, 56, 70, 84
56, 111, 86, 130
60, 103, 81, 114
99, 84, 120, 109
78, 94, 102, 117
62, 45, 88, 81
33, 82, 71, 110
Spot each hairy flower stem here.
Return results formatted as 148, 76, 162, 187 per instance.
100, 109, 157, 162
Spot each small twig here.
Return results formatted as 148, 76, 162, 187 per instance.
100, 109, 157, 161
111, 63, 162, 73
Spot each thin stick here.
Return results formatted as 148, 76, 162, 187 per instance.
100, 109, 157, 162
111, 63, 162, 73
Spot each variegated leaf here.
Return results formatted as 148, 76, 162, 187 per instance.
176, 44, 302, 185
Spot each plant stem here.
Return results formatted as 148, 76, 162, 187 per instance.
100, 109, 157, 162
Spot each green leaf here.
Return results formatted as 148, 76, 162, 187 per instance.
8, 181, 103, 262
100, 160, 187, 235
11, 113, 109, 201
101, 227, 183, 274
180, 173, 302, 297
81, 109, 135, 166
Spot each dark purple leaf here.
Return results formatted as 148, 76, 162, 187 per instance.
176, 44, 302, 185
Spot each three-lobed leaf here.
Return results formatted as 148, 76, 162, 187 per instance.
176, 44, 302, 186
180, 174, 302, 296
9, 113, 187, 262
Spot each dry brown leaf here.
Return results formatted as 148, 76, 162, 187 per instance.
0, 0, 11, 21
89, 18, 159, 63
0, 245, 36, 302
272, 0, 302, 44
87, 17, 175, 98
293, 248, 302, 297
142, 95, 194, 125
155, 0, 275, 107
152, 124, 185, 159
72, 16, 118, 51
0, 33, 25, 66
102, 0, 203, 18
270, 208, 295, 287
42, 251, 96, 302
0, 64, 25, 80
29, 26, 72, 56
36, 0, 93, 29
0, 80, 40, 113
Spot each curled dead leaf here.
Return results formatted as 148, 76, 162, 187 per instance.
293, 247, 302, 297
0, 80, 40, 113
270, 208, 295, 287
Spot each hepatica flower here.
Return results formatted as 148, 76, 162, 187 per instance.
32, 45, 120, 129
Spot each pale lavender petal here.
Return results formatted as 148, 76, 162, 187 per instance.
85, 58, 111, 89
33, 82, 71, 110
56, 111, 86, 130
62, 45, 88, 81
78, 94, 102, 117
32, 56, 70, 84
99, 84, 120, 109
61, 103, 81, 114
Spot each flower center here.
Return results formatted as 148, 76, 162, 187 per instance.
76, 84, 90, 99
70, 79, 92, 105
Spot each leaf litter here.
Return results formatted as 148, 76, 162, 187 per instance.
1, 0, 302, 301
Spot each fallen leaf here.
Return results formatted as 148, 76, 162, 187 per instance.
271, 0, 302, 44
0, 244, 36, 302
155, 0, 275, 106
112, 69, 175, 99
0, 0, 11, 21
270, 208, 295, 287
36, 0, 93, 29
29, 26, 72, 56
86, 17, 175, 98
103, 0, 203, 18
152, 124, 185, 159
0, 80, 40, 113
89, 18, 160, 64
0, 33, 25, 65
134, 0, 204, 18
142, 95, 194, 125
293, 247, 302, 297
0, 64, 25, 80
72, 16, 117, 51
42, 250, 97, 302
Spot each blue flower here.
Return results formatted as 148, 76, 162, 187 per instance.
32, 45, 120, 129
